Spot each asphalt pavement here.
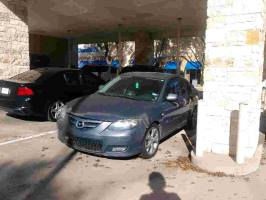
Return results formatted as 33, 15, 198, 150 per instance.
0, 111, 266, 200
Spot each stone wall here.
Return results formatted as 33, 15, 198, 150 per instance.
196, 0, 265, 160
0, 0, 29, 79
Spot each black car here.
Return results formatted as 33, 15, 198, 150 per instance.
81, 65, 118, 82
119, 65, 164, 74
0, 67, 105, 121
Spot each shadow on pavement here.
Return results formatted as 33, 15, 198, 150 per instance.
0, 151, 81, 200
6, 113, 47, 122
139, 172, 181, 200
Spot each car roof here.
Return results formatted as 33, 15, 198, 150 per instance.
120, 72, 178, 80
32, 67, 79, 73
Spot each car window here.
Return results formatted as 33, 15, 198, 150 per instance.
47, 73, 66, 86
81, 72, 99, 85
63, 71, 81, 86
163, 78, 179, 100
178, 79, 190, 104
164, 78, 190, 105
99, 76, 164, 102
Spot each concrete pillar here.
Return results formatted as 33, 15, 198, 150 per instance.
68, 38, 78, 68
176, 18, 182, 75
134, 31, 154, 65
29, 34, 68, 68
196, 0, 265, 162
0, 0, 29, 79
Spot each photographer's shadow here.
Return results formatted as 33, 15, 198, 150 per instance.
140, 172, 181, 200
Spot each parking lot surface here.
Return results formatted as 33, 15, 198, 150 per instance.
1, 111, 266, 200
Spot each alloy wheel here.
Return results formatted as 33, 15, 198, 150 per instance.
50, 101, 64, 121
145, 127, 159, 156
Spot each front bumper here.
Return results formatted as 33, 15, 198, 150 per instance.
58, 118, 145, 158
0, 97, 38, 117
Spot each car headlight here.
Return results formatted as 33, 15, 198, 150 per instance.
108, 119, 138, 131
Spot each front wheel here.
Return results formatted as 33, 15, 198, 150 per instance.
140, 124, 160, 159
47, 100, 65, 122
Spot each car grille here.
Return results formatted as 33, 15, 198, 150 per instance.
68, 114, 102, 129
71, 137, 102, 152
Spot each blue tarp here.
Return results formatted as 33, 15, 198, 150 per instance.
185, 61, 202, 70
78, 47, 99, 53
111, 60, 120, 68
163, 61, 202, 70
163, 61, 180, 70
79, 60, 121, 69
79, 60, 107, 68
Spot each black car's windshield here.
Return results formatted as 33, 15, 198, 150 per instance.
98, 76, 164, 101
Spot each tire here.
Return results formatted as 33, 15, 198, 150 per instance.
140, 124, 160, 159
47, 100, 65, 122
186, 108, 197, 130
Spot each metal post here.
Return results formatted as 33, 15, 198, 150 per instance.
67, 30, 73, 69
176, 17, 182, 75
236, 103, 248, 164
68, 37, 72, 68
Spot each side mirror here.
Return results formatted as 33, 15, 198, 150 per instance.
98, 85, 104, 90
166, 93, 178, 101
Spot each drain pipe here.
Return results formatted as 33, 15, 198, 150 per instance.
236, 103, 248, 164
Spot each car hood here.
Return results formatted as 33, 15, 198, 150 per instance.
68, 94, 158, 122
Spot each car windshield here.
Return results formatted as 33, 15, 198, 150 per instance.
98, 76, 164, 102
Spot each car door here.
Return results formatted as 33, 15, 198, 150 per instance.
80, 72, 104, 95
61, 71, 83, 100
176, 78, 191, 126
160, 78, 186, 136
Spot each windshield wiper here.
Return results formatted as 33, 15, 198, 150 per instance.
97, 92, 112, 96
117, 95, 138, 101
98, 92, 123, 98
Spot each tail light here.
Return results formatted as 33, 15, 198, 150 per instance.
17, 87, 34, 96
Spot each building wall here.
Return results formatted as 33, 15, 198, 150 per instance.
0, 0, 29, 79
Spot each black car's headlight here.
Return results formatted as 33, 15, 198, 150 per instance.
108, 119, 138, 131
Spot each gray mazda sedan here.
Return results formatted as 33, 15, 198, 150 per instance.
57, 72, 198, 159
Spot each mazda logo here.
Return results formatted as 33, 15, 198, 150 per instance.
76, 120, 85, 129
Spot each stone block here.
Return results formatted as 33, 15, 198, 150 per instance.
208, 0, 264, 17
0, 0, 29, 79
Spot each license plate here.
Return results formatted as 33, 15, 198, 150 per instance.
1, 87, 10, 95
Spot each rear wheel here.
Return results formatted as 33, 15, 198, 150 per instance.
140, 124, 160, 159
47, 100, 64, 122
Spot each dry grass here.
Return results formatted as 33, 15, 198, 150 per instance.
164, 156, 234, 177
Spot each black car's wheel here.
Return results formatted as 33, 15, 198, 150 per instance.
47, 100, 65, 122
186, 108, 197, 130
140, 124, 160, 159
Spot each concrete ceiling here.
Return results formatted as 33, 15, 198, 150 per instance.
28, 0, 207, 39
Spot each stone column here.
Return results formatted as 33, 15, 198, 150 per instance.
196, 0, 265, 161
0, 0, 29, 79
134, 31, 154, 65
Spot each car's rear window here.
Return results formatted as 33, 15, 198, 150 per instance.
10, 69, 51, 83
